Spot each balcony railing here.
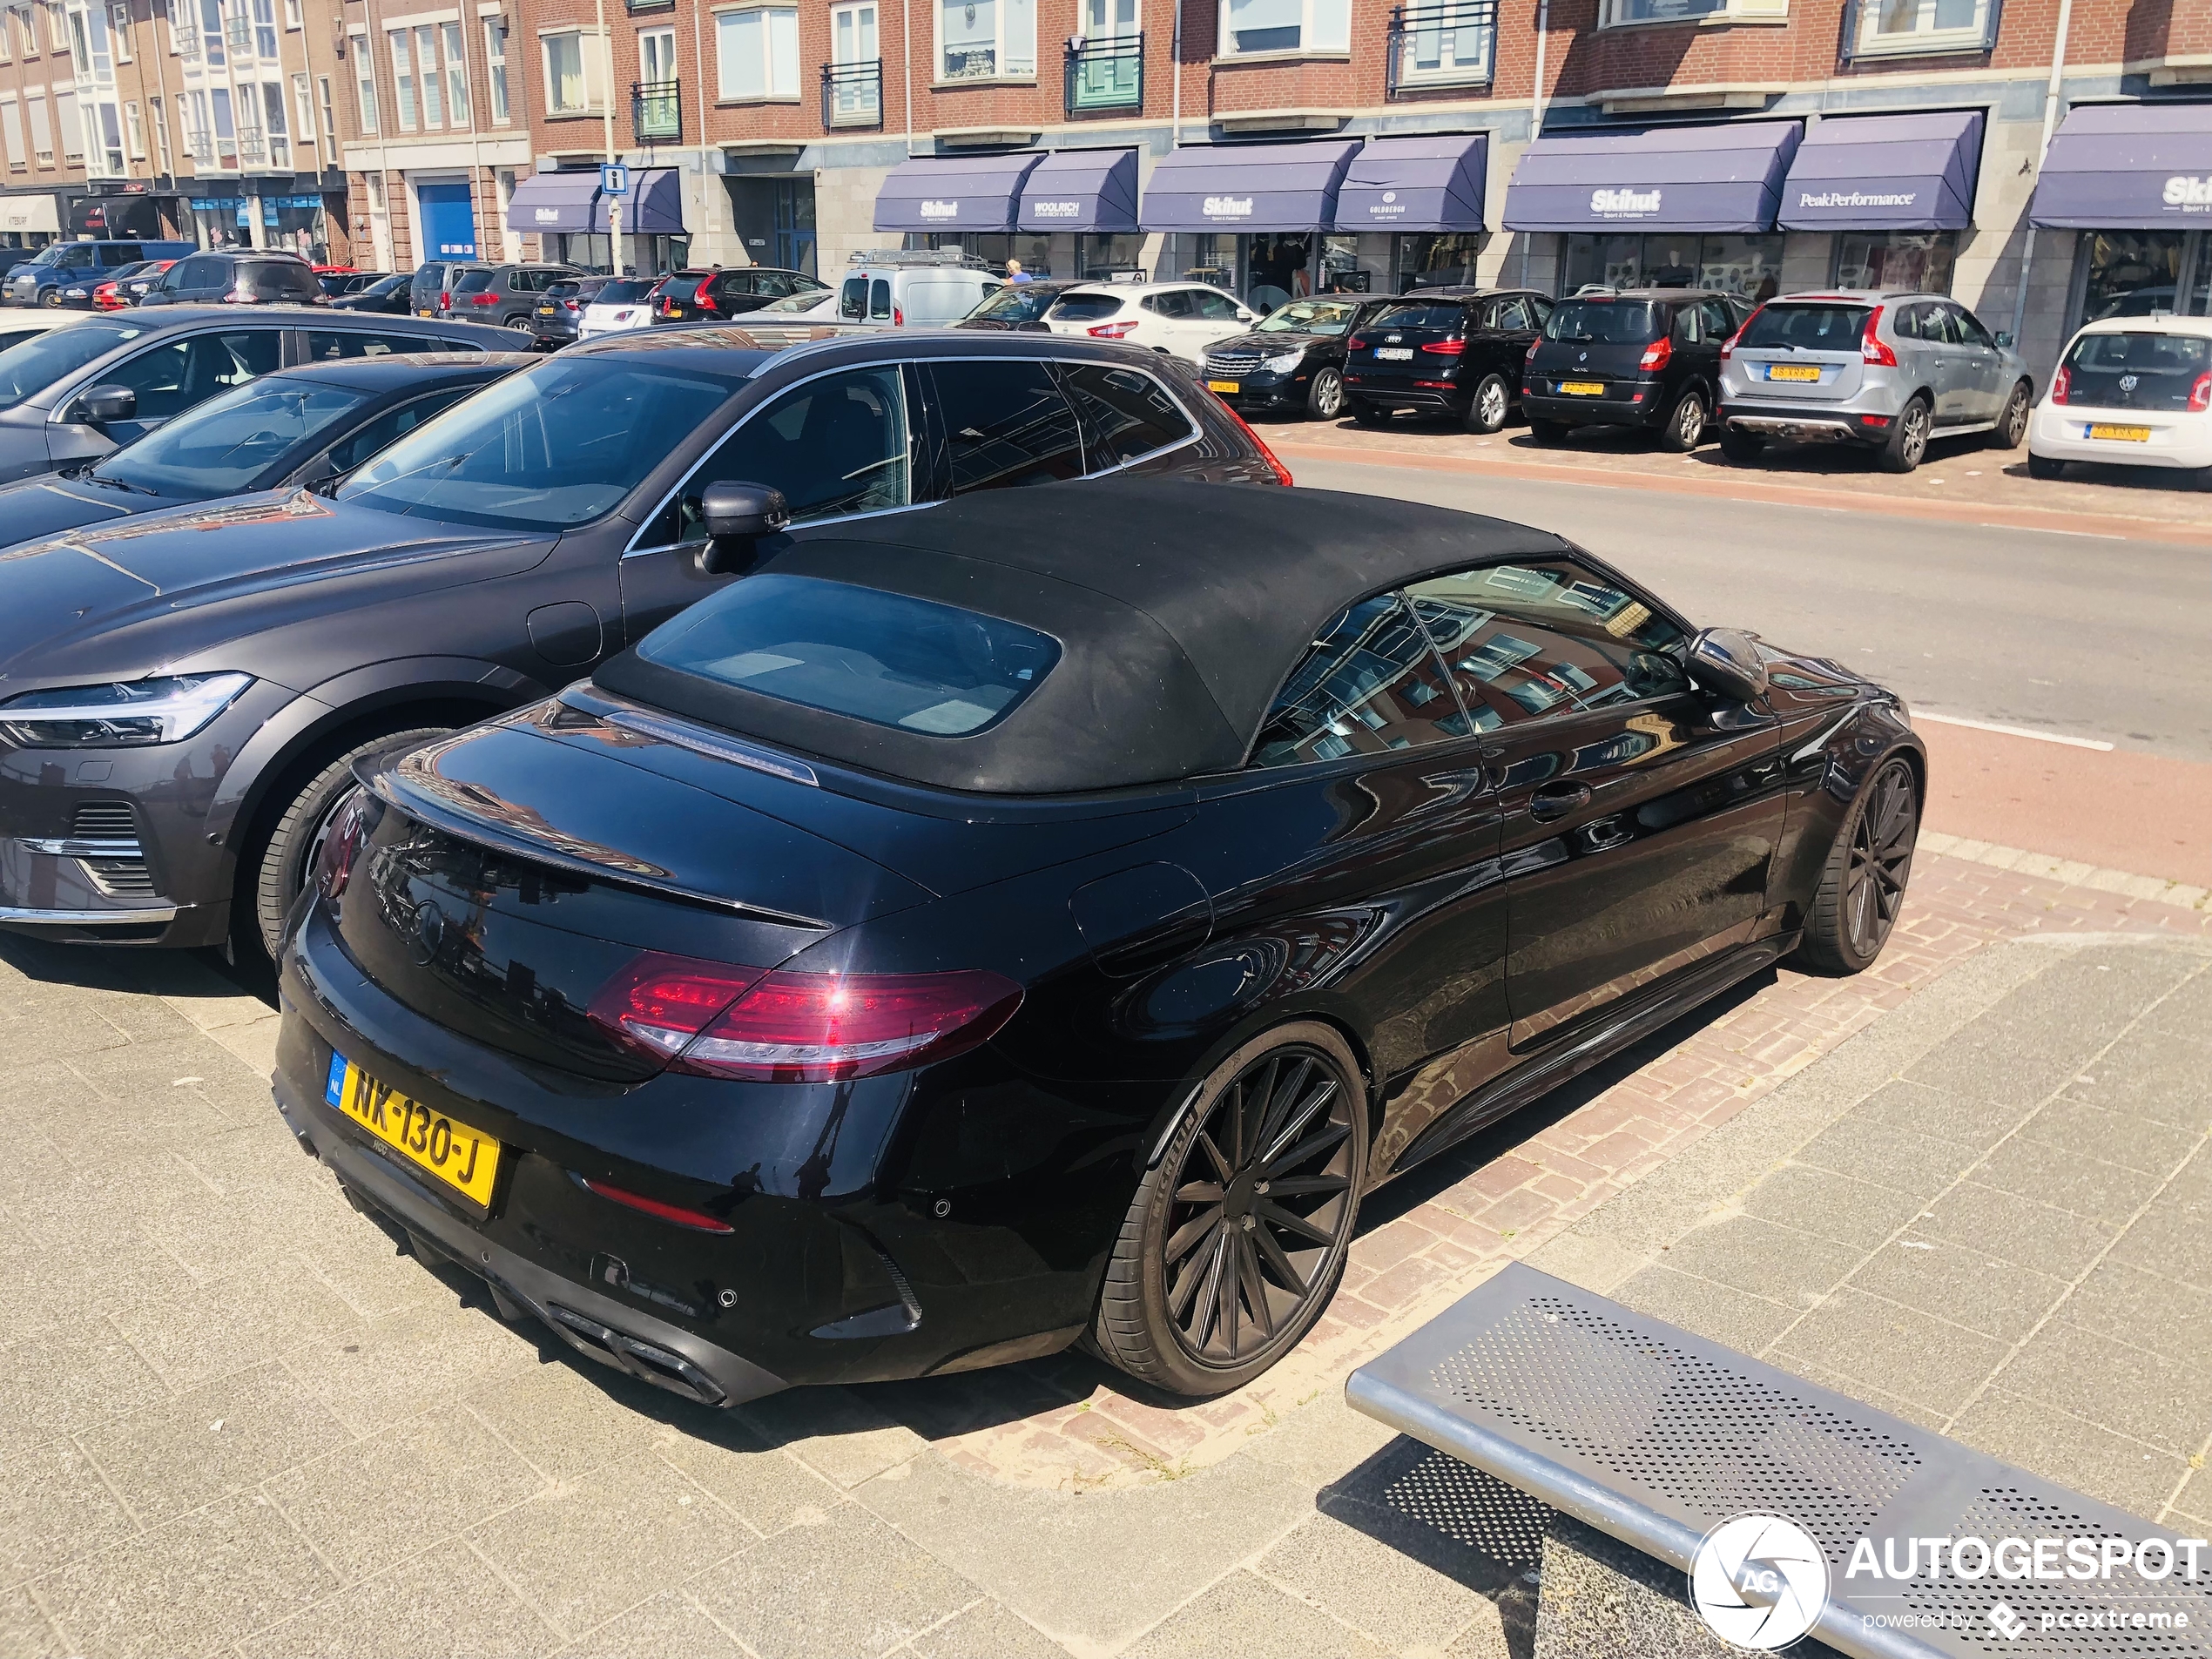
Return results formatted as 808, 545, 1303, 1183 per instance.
1385, 0, 1495, 94
224, 12, 251, 47
631, 78, 679, 141
819, 58, 881, 129
174, 30, 199, 57
1063, 32, 1142, 115
185, 133, 214, 161
238, 124, 266, 160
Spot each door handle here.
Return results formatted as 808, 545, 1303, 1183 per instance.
1528, 783, 1592, 823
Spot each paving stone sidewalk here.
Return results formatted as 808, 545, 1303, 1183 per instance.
0, 847, 2207, 1658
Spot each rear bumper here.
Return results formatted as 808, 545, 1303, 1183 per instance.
2028, 407, 2212, 470
1342, 374, 1467, 415
1521, 383, 1662, 427
1721, 402, 1892, 445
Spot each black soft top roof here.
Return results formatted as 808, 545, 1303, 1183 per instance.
596, 479, 1575, 795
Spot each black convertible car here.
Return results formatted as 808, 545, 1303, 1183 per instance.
270, 481, 1923, 1409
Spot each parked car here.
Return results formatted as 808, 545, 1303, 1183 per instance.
57, 259, 162, 311
0, 312, 86, 357
529, 274, 614, 347
0, 351, 527, 551
1333, 290, 1550, 431
1717, 292, 2033, 474
1043, 280, 1263, 364
0, 329, 1285, 962
2027, 314, 2212, 489
318, 269, 388, 299
446, 263, 584, 333
6, 239, 195, 308
835, 257, 1005, 330
1521, 288, 1748, 453
0, 307, 512, 485
577, 278, 665, 341
261, 477, 1923, 1410
752, 287, 836, 317
91, 260, 175, 311
953, 279, 1086, 332
408, 260, 489, 320
332, 273, 415, 315
656, 267, 828, 324
138, 251, 330, 308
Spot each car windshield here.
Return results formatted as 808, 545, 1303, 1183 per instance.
1049, 293, 1123, 322
658, 274, 707, 302
1258, 299, 1360, 335
594, 279, 660, 305
337, 355, 745, 531
1739, 304, 1871, 352
92, 377, 378, 497
637, 572, 1061, 737
967, 285, 1063, 324
2061, 331, 2212, 410
449, 270, 497, 294
1544, 300, 1663, 344
0, 319, 142, 411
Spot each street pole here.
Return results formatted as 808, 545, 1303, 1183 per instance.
1520, 0, 1548, 288
597, 0, 618, 272
2011, 0, 2073, 355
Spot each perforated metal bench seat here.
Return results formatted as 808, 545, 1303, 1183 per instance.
1347, 1264, 2212, 1658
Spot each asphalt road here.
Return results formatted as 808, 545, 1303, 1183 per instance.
1291, 455, 2212, 766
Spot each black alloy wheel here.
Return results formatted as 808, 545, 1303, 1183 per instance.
1878, 396, 1932, 474
1991, 381, 2032, 450
1801, 756, 1918, 974
1095, 1023, 1366, 1394
1465, 374, 1510, 435
1305, 367, 1345, 420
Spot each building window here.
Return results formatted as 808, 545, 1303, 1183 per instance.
1218, 0, 1345, 56
1833, 230, 1954, 293
316, 72, 334, 144
27, 92, 51, 164
290, 69, 309, 143
1562, 232, 1783, 299
0, 98, 21, 168
283, 0, 299, 24
1393, 1, 1490, 85
441, 20, 468, 125
389, 28, 416, 127
0, 11, 10, 59
210, 81, 235, 164
716, 8, 796, 100
1602, 0, 1784, 21
44, 3, 64, 52
148, 92, 166, 165
939, 0, 1034, 79
110, 3, 129, 59
198, 0, 219, 64
415, 25, 442, 124
350, 34, 374, 132
542, 28, 606, 114
1845, 0, 1991, 56
54, 88, 80, 159
261, 79, 286, 165
483, 16, 508, 121
253, 0, 274, 57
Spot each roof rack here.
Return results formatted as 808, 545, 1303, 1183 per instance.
844, 247, 990, 269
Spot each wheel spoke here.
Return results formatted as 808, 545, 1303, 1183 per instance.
1196, 1129, 1233, 1185
1217, 1234, 1240, 1354
1189, 1231, 1230, 1346
1265, 1172, 1349, 1197
1254, 1055, 1314, 1159
1264, 1117, 1347, 1177
1237, 1233, 1275, 1341
1164, 1204, 1224, 1266
1258, 1198, 1334, 1247
1174, 1180, 1224, 1204
1260, 1078, 1336, 1168
1167, 1229, 1215, 1320
1253, 1222, 1310, 1298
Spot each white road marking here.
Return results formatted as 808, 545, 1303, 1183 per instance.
1918, 712, 2116, 751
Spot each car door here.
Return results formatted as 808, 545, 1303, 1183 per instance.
51, 326, 287, 457
1140, 288, 1196, 354
1187, 287, 1255, 356
1945, 302, 2005, 422
619, 360, 922, 641
1413, 556, 1784, 1051
1897, 302, 1961, 421
1483, 295, 1535, 388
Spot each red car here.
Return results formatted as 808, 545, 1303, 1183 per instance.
92, 259, 174, 310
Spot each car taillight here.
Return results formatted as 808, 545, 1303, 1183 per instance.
574, 1177, 733, 1233
1524, 341, 1541, 365
1720, 304, 1762, 362
1638, 335, 1672, 372
437, 293, 452, 311
2189, 371, 2212, 412
314, 790, 379, 901
469, 292, 498, 306
586, 953, 767, 1061
2050, 365, 2071, 405
563, 300, 579, 311
673, 967, 1023, 1082
1861, 305, 1897, 368
1346, 334, 1371, 351
1088, 319, 1138, 339
1211, 396, 1294, 485
893, 306, 904, 326
1420, 337, 1466, 355
697, 293, 717, 312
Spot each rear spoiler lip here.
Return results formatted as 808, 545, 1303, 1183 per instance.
355, 747, 833, 932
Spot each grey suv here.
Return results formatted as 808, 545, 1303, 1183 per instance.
1717, 293, 2033, 474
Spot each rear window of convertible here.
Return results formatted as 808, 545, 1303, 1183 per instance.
634, 573, 1062, 737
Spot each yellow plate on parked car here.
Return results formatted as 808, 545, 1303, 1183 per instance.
327, 1054, 501, 1207
1765, 364, 1821, 382
1208, 380, 1240, 394
2088, 423, 2151, 442
1559, 381, 1605, 396
536, 304, 556, 315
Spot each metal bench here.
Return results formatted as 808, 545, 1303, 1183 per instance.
1347, 1263, 2212, 1658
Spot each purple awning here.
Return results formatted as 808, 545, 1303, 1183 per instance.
875, 152, 1047, 233
2031, 103, 2212, 229
506, 171, 601, 233
1141, 138, 1362, 233
1018, 148, 1140, 233
1334, 133, 1488, 233
1501, 121, 1802, 233
1780, 111, 1981, 231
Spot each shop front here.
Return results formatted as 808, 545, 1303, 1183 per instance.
1337, 133, 1488, 293
70, 189, 179, 242
1016, 148, 1141, 279
876, 152, 1049, 274
1502, 120, 1801, 299
2032, 102, 2212, 327
1142, 138, 1361, 306
508, 169, 687, 273
0, 192, 62, 254
1779, 110, 1982, 295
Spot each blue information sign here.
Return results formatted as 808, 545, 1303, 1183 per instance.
599, 163, 630, 197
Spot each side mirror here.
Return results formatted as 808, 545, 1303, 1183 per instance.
77, 384, 138, 425
697, 480, 789, 574
1994, 330, 2015, 349
1687, 627, 1769, 702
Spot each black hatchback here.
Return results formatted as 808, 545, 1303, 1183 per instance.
954, 280, 1086, 332
655, 267, 828, 324
1340, 289, 1552, 433
1521, 289, 1750, 452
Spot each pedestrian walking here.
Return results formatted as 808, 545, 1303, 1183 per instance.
1006, 259, 1033, 285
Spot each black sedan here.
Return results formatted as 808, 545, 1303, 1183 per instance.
0, 332, 1280, 961
332, 273, 415, 316
1197, 296, 1370, 421
269, 480, 1923, 1409
0, 351, 527, 552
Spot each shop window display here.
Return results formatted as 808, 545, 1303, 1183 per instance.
2076, 231, 2203, 323
1561, 232, 1781, 298
1834, 230, 1954, 294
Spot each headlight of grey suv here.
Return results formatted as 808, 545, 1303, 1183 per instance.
0, 672, 253, 747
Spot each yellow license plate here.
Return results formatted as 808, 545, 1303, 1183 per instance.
2088, 423, 2151, 442
1560, 381, 1605, 396
1765, 364, 1821, 382
327, 1055, 500, 1208
536, 306, 554, 315
1207, 379, 1240, 395
417, 308, 435, 317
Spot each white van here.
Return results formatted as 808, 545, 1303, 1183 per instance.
835, 253, 1003, 328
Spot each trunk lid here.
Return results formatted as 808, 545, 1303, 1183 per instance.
1345, 298, 1468, 382
1529, 296, 1667, 393
1728, 301, 1871, 402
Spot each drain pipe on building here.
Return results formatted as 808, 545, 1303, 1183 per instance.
2011, 0, 2074, 354
1518, 0, 1548, 288
904, 0, 914, 156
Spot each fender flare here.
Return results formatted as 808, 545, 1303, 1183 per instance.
205, 656, 552, 848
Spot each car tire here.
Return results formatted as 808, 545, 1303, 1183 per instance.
1093, 1021, 1367, 1396
2027, 452, 2066, 482
246, 725, 451, 962
1305, 367, 1345, 421
1718, 427, 1765, 464
1528, 418, 1570, 446
1463, 374, 1510, 435
1657, 388, 1707, 453
1875, 395, 1932, 474
1350, 401, 1392, 427
505, 314, 535, 333
1798, 755, 1918, 975
37, 287, 59, 308
1990, 381, 2032, 449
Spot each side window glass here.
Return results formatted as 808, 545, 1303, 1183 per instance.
1153, 290, 1194, 320
307, 329, 423, 359
1404, 562, 1690, 727
111, 243, 142, 263
1952, 306, 1993, 348
839, 276, 867, 320
99, 329, 283, 420
1675, 306, 1702, 345
1194, 290, 1241, 320
643, 365, 912, 547
868, 279, 893, 320
1501, 298, 1534, 332
1699, 297, 1735, 340
752, 271, 792, 299
928, 361, 1085, 495
325, 388, 469, 474
1528, 295, 1554, 329
1251, 592, 1467, 768
1059, 363, 1197, 469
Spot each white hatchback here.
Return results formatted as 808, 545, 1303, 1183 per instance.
1042, 281, 1261, 364
577, 277, 664, 341
2028, 314, 2212, 489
